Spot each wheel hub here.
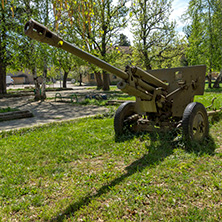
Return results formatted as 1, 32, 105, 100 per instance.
192, 112, 205, 140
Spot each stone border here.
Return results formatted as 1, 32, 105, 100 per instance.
0, 110, 33, 122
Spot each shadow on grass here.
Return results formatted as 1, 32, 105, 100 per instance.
50, 132, 216, 221
50, 133, 174, 221
209, 113, 222, 125
183, 135, 217, 155
205, 87, 222, 93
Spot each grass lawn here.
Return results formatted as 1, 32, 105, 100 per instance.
0, 107, 19, 113
0, 90, 222, 221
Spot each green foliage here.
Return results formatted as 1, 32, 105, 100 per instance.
131, 0, 177, 70
0, 0, 57, 97
118, 33, 131, 46
0, 0, 22, 93
0, 112, 221, 221
184, 0, 222, 72
51, 15, 87, 84
53, 0, 129, 89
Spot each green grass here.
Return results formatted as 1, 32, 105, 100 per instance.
80, 90, 221, 109
85, 85, 119, 91
0, 87, 222, 221
79, 93, 135, 106
0, 107, 19, 113
83, 83, 222, 108
0, 112, 221, 221
7, 88, 33, 92
205, 82, 222, 92
195, 92, 222, 110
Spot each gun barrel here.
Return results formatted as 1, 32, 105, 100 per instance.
24, 19, 128, 80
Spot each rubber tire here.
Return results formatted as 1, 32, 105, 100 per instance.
182, 102, 209, 142
114, 101, 137, 136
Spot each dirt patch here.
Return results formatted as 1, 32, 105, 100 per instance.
0, 92, 108, 132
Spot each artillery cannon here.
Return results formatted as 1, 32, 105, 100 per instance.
24, 19, 210, 142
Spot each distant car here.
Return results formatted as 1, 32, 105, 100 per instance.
6, 76, 14, 86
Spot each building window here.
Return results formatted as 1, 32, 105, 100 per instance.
90, 73, 95, 79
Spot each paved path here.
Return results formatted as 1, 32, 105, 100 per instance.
0, 90, 108, 132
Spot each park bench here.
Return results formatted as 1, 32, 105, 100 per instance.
54, 93, 78, 103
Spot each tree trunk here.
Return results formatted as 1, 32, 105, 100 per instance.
41, 62, 47, 101
101, 22, 110, 91
33, 68, 41, 101
63, 70, 69, 88
143, 51, 152, 71
208, 4, 214, 74
40, 0, 49, 101
0, 10, 7, 95
94, 71, 103, 89
79, 72, 82, 86
0, 61, 6, 95
207, 73, 212, 89
213, 73, 221, 88
220, 70, 222, 83
102, 71, 110, 91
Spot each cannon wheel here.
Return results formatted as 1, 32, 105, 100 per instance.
114, 101, 137, 136
182, 102, 209, 142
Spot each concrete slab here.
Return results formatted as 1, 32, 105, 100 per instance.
0, 91, 108, 132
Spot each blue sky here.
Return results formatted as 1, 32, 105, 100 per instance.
171, 0, 190, 34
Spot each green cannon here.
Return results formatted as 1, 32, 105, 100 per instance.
24, 19, 210, 141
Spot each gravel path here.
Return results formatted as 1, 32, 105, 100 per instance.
0, 90, 108, 132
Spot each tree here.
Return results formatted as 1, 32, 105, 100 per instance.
1, 0, 52, 97
151, 37, 188, 69
184, 0, 222, 73
37, 0, 52, 100
0, 1, 18, 94
0, 3, 7, 94
53, 48, 86, 88
0, 0, 53, 99
118, 33, 131, 46
52, 0, 129, 90
211, 0, 222, 75
17, 0, 54, 100
131, 0, 176, 71
25, 0, 53, 101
